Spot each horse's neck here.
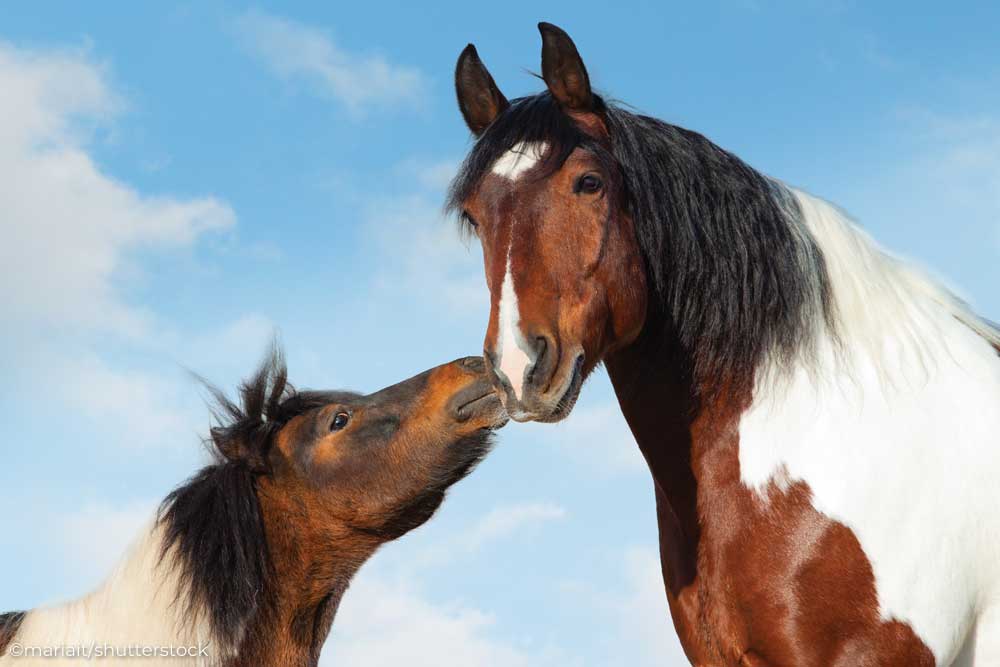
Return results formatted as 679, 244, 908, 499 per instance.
6, 522, 214, 666
605, 336, 701, 594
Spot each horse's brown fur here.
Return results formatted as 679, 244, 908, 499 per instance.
454, 23, 935, 665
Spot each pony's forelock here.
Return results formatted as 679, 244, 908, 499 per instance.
158, 347, 344, 652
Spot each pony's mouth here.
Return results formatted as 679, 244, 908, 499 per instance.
456, 391, 509, 428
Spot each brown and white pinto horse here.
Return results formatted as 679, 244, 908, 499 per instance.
450, 23, 1000, 666
0, 351, 505, 666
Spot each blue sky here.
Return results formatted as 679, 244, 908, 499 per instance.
1, 2, 998, 664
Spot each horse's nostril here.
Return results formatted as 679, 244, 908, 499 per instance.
526, 337, 548, 386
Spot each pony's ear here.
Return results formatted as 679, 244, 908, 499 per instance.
455, 44, 509, 136
538, 22, 593, 112
211, 424, 272, 473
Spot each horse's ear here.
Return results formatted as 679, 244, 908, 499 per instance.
538, 22, 593, 112
455, 44, 509, 136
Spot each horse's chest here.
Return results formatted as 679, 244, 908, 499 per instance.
690, 345, 1000, 666
691, 439, 936, 666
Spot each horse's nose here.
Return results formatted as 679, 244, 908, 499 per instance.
524, 333, 557, 394
486, 332, 557, 402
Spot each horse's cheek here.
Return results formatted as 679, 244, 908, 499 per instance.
603, 219, 648, 349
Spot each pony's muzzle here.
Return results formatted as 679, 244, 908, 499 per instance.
445, 357, 508, 428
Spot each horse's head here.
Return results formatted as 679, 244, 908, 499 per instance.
211, 353, 505, 542
450, 24, 646, 422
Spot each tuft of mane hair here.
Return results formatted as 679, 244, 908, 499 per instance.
449, 93, 833, 399
0, 611, 25, 656
156, 347, 334, 653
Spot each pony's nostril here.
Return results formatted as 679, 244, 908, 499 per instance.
461, 356, 485, 371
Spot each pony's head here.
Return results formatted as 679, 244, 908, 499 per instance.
204, 351, 504, 539
160, 350, 505, 649
449, 24, 647, 422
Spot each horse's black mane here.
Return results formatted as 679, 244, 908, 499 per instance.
157, 348, 344, 650
449, 92, 832, 397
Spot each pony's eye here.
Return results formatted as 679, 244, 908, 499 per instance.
574, 174, 603, 194
330, 412, 350, 432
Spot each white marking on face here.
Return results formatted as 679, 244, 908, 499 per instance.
495, 255, 535, 401
738, 188, 1000, 665
491, 141, 547, 181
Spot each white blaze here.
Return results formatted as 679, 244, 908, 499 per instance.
489, 141, 548, 401
495, 255, 535, 401
491, 141, 546, 181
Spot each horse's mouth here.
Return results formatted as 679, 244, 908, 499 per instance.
535, 353, 585, 424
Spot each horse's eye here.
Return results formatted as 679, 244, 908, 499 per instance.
330, 412, 350, 432
461, 211, 479, 229
574, 174, 603, 194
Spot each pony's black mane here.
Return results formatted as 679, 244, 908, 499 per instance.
0, 611, 25, 656
157, 349, 340, 650
449, 93, 832, 397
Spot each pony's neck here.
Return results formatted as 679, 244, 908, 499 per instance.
5, 510, 374, 667
234, 481, 378, 667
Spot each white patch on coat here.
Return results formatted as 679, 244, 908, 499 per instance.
495, 254, 535, 401
739, 188, 1000, 665
1, 520, 220, 666
490, 141, 547, 181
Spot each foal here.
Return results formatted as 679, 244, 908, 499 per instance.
0, 352, 505, 666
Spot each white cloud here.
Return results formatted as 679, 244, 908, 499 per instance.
58, 499, 158, 587
900, 111, 1000, 240
318, 500, 572, 665
615, 547, 688, 665
412, 501, 567, 568
365, 193, 487, 315
0, 41, 241, 450
51, 352, 198, 449
557, 546, 688, 667
0, 42, 235, 339
394, 157, 460, 191
458, 502, 566, 551
322, 575, 571, 667
234, 10, 427, 115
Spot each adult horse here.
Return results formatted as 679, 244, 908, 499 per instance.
0, 351, 505, 666
450, 22, 1000, 666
